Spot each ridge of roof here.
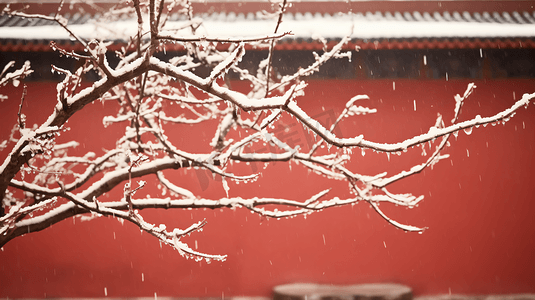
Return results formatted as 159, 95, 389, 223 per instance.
1, 10, 534, 38
1, 2, 534, 51
1, 1, 535, 15
2, 10, 535, 27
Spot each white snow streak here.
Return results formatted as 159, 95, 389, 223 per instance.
1, 16, 534, 40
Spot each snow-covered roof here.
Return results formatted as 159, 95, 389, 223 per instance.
1, 9, 535, 51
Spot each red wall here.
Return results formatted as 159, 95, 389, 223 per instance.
1, 78, 535, 298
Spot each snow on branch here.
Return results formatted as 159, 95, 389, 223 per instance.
0, 0, 534, 260
287, 92, 534, 151
0, 61, 33, 87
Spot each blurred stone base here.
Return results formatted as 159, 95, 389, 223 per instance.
3, 295, 535, 300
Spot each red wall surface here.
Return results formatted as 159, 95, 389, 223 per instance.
1, 78, 535, 298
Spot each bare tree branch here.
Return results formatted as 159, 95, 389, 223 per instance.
0, 0, 533, 261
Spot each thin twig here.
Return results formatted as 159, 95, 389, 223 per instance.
132, 0, 144, 57
265, 0, 287, 98
17, 84, 27, 130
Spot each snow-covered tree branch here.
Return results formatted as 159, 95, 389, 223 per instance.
1, 0, 534, 263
